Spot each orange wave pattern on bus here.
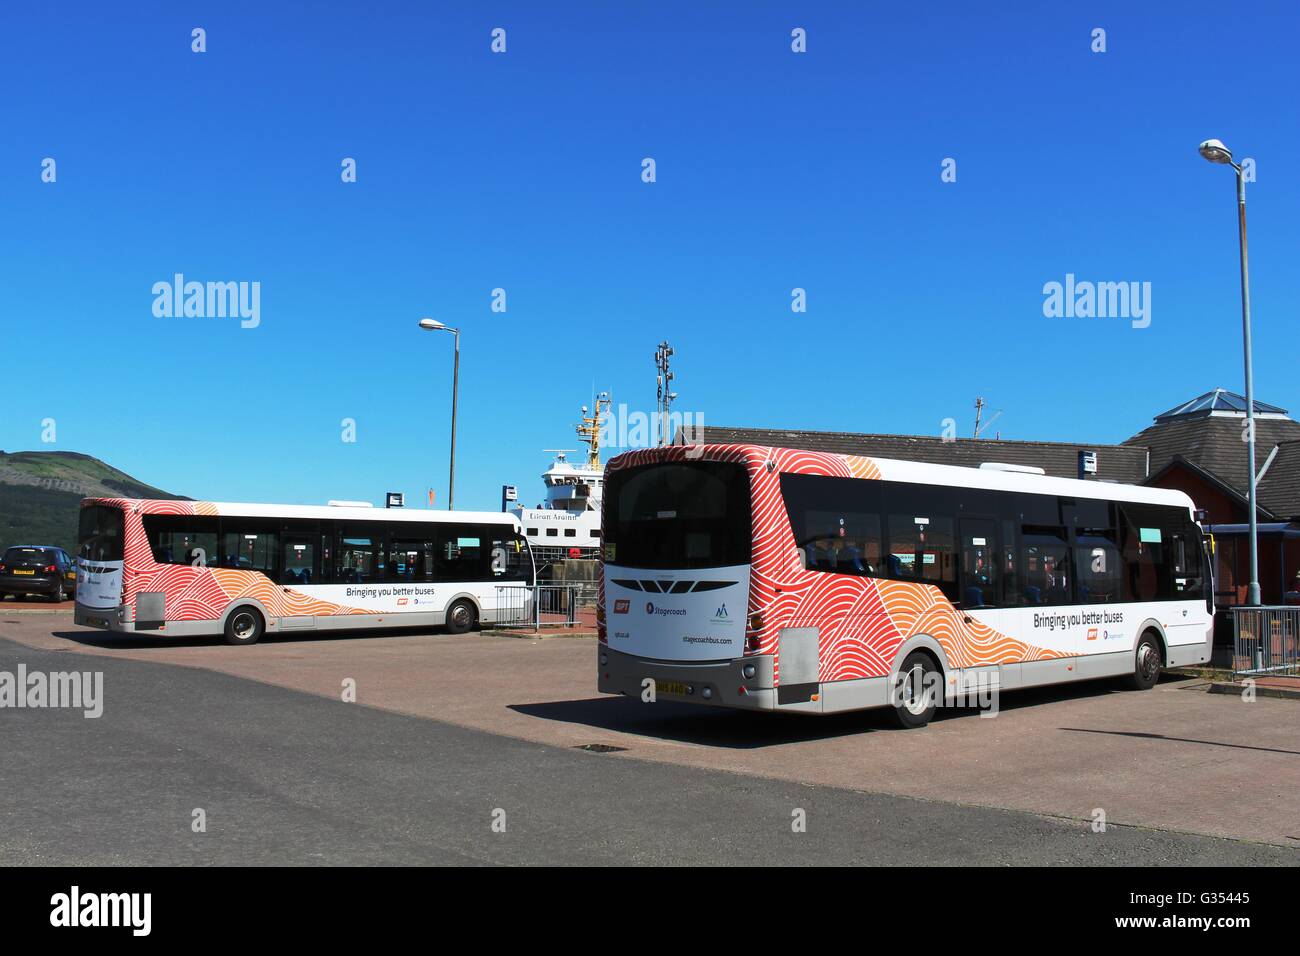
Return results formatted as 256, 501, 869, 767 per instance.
601, 444, 1062, 684
90, 498, 368, 621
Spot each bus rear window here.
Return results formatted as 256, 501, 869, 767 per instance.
78, 506, 124, 562
605, 461, 752, 569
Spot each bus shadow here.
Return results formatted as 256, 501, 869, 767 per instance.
511, 696, 898, 748
511, 674, 1192, 750
48, 625, 450, 651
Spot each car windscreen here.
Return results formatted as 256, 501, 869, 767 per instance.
3, 547, 56, 565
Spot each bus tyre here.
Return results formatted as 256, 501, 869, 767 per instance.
1129, 632, 1162, 690
445, 599, 478, 635
224, 606, 265, 646
890, 651, 940, 729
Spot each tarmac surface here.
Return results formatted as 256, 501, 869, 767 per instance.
1, 610, 1297, 864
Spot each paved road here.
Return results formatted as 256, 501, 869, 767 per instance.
7, 611, 1298, 847
0, 632, 1295, 865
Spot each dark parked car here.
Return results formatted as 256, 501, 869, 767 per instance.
0, 546, 78, 602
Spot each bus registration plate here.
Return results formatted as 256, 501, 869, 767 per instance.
655, 680, 690, 697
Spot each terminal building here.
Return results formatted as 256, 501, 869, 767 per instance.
684, 388, 1300, 614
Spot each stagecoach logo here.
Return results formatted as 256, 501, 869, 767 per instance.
712, 603, 729, 623
645, 602, 686, 617
613, 599, 630, 614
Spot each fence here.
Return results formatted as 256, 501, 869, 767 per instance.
1231, 606, 1300, 678
494, 584, 594, 629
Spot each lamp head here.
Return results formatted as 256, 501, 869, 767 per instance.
1198, 138, 1233, 165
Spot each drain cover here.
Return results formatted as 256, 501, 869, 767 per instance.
573, 743, 628, 754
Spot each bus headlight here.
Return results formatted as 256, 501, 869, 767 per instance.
702, 687, 713, 700
742, 663, 756, 680
748, 612, 762, 630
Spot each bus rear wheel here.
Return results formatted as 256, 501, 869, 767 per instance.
224, 606, 265, 646
1128, 632, 1163, 690
889, 651, 940, 729
445, 599, 478, 635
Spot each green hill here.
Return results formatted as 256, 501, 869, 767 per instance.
0, 450, 186, 554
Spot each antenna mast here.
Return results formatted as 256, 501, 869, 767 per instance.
576, 392, 611, 470
655, 341, 676, 446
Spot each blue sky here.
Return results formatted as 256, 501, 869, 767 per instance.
3, 1, 1297, 510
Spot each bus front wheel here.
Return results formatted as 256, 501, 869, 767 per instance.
224, 606, 265, 646
1128, 632, 1163, 690
889, 651, 940, 729
445, 599, 478, 635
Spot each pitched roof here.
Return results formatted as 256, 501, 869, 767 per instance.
683, 426, 1149, 483
1124, 414, 1300, 517
1257, 441, 1300, 519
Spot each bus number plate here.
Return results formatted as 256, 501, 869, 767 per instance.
655, 680, 690, 696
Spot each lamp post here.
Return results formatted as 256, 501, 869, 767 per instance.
1198, 138, 1260, 606
418, 318, 461, 510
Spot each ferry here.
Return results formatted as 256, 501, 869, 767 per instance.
513, 394, 609, 561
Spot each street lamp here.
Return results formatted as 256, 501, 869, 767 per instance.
1198, 138, 1260, 606
418, 318, 461, 510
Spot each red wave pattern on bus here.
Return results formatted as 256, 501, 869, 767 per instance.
602, 444, 1061, 684
87, 497, 369, 621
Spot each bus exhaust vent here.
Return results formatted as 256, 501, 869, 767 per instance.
978, 462, 1046, 475
572, 743, 628, 754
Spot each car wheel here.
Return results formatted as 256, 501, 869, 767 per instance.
445, 599, 478, 635
223, 606, 265, 646
51, 581, 66, 603
1128, 631, 1163, 690
889, 650, 941, 729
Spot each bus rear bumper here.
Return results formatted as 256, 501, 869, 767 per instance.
597, 645, 775, 710
74, 603, 127, 631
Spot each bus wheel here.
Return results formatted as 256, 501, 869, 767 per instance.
890, 651, 940, 729
224, 606, 265, 646
1128, 632, 1162, 690
445, 599, 478, 635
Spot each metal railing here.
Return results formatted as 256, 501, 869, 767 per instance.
1231, 606, 1300, 677
493, 584, 585, 628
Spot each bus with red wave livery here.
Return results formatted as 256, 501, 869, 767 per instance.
75, 499, 534, 645
597, 444, 1213, 727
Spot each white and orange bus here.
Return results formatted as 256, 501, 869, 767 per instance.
597, 444, 1214, 727
75, 499, 534, 644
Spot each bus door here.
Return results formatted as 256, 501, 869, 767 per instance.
957, 516, 1002, 628
957, 515, 1004, 697
280, 532, 319, 628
